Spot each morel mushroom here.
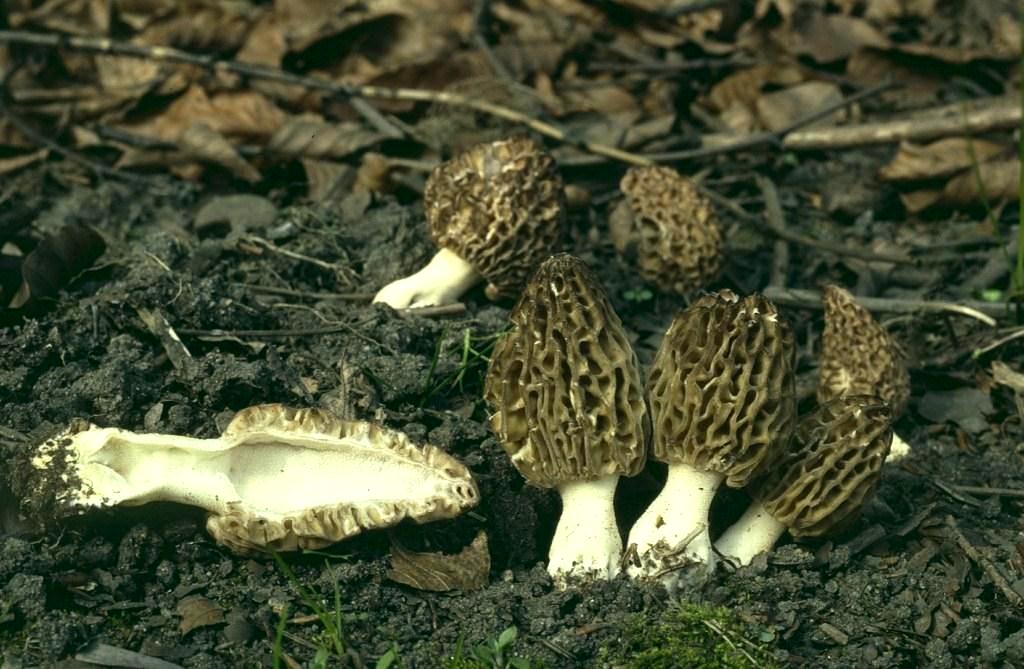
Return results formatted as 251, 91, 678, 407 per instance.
715, 395, 892, 566
626, 291, 796, 587
609, 166, 724, 295
484, 253, 648, 584
819, 285, 911, 458
26, 404, 479, 554
373, 137, 566, 308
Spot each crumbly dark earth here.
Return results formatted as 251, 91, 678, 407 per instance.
1, 157, 1024, 669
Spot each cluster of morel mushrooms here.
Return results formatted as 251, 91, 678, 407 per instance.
24, 137, 911, 593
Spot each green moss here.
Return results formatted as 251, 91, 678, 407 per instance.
602, 603, 783, 669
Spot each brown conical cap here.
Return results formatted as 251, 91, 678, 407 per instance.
484, 253, 648, 488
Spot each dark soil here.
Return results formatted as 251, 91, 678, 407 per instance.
2, 150, 1024, 669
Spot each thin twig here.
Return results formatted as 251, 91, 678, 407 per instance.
472, 0, 515, 82
763, 286, 1003, 326
0, 29, 651, 166
757, 176, 789, 288
946, 515, 1023, 607
234, 282, 374, 302
702, 187, 913, 264
948, 484, 1024, 499
647, 79, 896, 162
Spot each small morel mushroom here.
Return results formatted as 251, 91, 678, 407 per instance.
714, 395, 892, 566
626, 291, 796, 588
26, 404, 479, 554
373, 137, 566, 308
484, 253, 648, 585
819, 284, 911, 459
609, 166, 724, 296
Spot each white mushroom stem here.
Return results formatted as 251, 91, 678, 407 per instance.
547, 474, 623, 585
888, 432, 910, 461
372, 248, 481, 309
713, 501, 786, 567
626, 464, 723, 582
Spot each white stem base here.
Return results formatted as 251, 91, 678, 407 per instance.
372, 248, 481, 308
713, 501, 787, 567
887, 431, 910, 461
625, 465, 722, 591
548, 475, 622, 588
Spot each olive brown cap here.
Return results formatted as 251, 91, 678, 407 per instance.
609, 166, 724, 295
425, 137, 566, 300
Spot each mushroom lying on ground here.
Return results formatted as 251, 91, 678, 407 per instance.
609, 166, 724, 295
714, 395, 892, 566
373, 137, 566, 308
484, 253, 648, 585
626, 291, 796, 589
25, 404, 479, 554
819, 284, 911, 459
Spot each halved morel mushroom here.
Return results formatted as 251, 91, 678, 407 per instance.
484, 253, 648, 585
626, 291, 796, 589
819, 284, 911, 458
26, 404, 479, 554
714, 395, 892, 566
373, 137, 566, 308
609, 166, 724, 296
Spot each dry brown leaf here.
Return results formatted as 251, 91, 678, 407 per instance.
755, 81, 845, 132
9, 0, 111, 34
879, 138, 1007, 182
943, 159, 1020, 206
177, 596, 225, 635
846, 49, 941, 106
94, 55, 164, 95
0, 150, 49, 178
120, 86, 287, 143
180, 123, 261, 182
267, 117, 383, 160
898, 189, 943, 214
705, 63, 805, 113
865, 0, 937, 21
785, 13, 889, 62
387, 530, 490, 592
303, 158, 352, 202
135, 3, 257, 52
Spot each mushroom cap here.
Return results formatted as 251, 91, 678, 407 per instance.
751, 395, 892, 538
483, 253, 649, 488
211, 405, 480, 553
818, 284, 910, 417
424, 137, 566, 300
646, 290, 797, 488
609, 166, 724, 295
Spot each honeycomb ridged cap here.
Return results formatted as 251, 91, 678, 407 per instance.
483, 253, 649, 488
646, 290, 797, 488
609, 166, 724, 295
424, 137, 566, 300
818, 285, 910, 417
753, 395, 892, 538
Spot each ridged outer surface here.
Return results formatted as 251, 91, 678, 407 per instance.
484, 254, 648, 488
424, 137, 566, 299
754, 395, 892, 537
646, 290, 796, 488
818, 284, 910, 417
609, 166, 723, 295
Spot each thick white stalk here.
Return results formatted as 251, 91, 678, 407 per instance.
547, 474, 622, 586
372, 248, 481, 308
50, 428, 240, 513
887, 432, 910, 461
626, 464, 723, 586
713, 500, 787, 567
